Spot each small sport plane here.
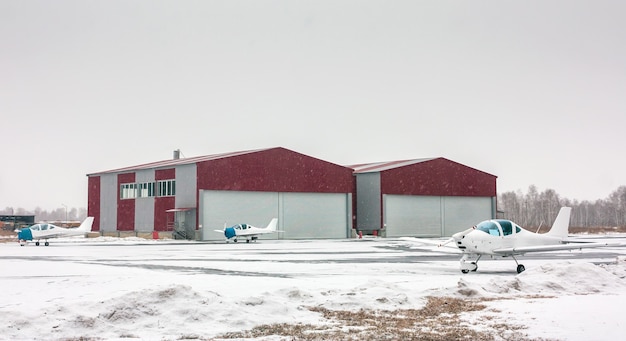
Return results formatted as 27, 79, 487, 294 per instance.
214, 218, 280, 243
16, 217, 94, 246
429, 207, 620, 273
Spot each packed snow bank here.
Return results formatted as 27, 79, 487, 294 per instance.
448, 259, 626, 341
4, 284, 322, 340
452, 260, 626, 297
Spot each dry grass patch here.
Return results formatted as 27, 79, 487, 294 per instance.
216, 296, 549, 341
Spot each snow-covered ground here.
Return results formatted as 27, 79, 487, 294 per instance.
1, 236, 625, 340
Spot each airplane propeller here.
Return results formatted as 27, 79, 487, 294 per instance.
439, 226, 475, 247
438, 238, 454, 247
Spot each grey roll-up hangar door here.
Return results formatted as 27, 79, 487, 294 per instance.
383, 195, 494, 237
200, 190, 352, 240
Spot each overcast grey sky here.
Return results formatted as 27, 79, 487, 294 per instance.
2, 1, 625, 210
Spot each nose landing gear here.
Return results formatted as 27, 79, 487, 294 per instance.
460, 255, 481, 273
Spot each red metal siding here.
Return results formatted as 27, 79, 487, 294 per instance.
154, 197, 175, 231
117, 173, 135, 231
380, 158, 496, 196
155, 168, 175, 181
154, 168, 175, 231
87, 176, 101, 231
154, 168, 176, 231
196, 148, 355, 194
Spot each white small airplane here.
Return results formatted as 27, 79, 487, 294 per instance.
16, 217, 94, 246
214, 218, 280, 243
430, 207, 620, 273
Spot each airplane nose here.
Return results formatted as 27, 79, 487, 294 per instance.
452, 226, 476, 240
224, 227, 236, 239
451, 231, 465, 240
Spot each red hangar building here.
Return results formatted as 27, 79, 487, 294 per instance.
87, 147, 497, 240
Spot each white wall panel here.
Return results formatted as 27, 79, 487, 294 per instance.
443, 196, 493, 235
384, 195, 494, 237
281, 192, 349, 239
384, 195, 442, 237
175, 164, 197, 209
99, 174, 117, 232
134, 170, 154, 231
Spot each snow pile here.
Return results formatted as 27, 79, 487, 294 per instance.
454, 261, 626, 297
4, 285, 323, 340
313, 279, 415, 310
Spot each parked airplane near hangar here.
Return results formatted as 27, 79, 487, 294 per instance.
414, 207, 620, 273
16, 217, 94, 246
215, 218, 281, 243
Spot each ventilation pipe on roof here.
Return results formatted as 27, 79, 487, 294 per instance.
173, 149, 180, 160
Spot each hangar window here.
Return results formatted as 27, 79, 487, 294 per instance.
157, 180, 176, 197
120, 183, 138, 199
122, 181, 174, 198
138, 182, 155, 198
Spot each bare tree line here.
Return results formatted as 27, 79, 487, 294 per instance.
498, 185, 626, 228
1, 206, 87, 222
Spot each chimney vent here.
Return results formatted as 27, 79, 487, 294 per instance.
173, 149, 180, 160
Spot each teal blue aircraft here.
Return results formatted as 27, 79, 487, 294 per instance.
17, 217, 94, 246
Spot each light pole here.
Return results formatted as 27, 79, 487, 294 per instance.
61, 204, 67, 226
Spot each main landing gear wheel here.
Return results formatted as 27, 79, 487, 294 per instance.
511, 255, 525, 274
35, 241, 40, 246
45, 241, 49, 246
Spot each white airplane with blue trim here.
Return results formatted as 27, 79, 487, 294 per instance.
420, 207, 621, 273
214, 218, 280, 243
16, 217, 94, 246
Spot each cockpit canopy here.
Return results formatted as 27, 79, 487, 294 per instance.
29, 224, 55, 231
234, 224, 249, 230
475, 220, 521, 236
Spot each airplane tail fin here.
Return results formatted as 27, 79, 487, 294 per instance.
77, 217, 95, 232
545, 207, 571, 238
265, 218, 278, 231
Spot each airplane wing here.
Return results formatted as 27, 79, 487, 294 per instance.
398, 237, 458, 248
393, 237, 461, 253
493, 241, 623, 255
